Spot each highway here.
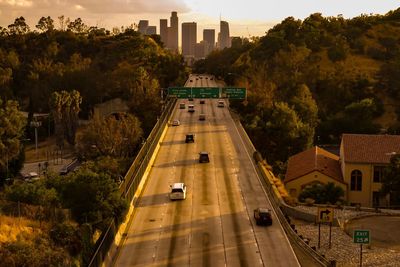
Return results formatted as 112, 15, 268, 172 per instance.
114, 74, 300, 266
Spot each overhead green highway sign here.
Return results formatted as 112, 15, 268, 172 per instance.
221, 87, 246, 99
168, 87, 246, 99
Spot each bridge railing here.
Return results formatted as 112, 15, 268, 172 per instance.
232, 112, 333, 267
88, 98, 177, 267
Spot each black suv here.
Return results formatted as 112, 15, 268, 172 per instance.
199, 151, 210, 163
185, 134, 195, 143
254, 208, 273, 226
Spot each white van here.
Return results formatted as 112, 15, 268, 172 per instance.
169, 183, 187, 200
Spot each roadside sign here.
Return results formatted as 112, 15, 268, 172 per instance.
353, 230, 370, 244
221, 87, 246, 99
317, 207, 334, 223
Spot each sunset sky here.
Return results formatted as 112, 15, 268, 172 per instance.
0, 0, 399, 38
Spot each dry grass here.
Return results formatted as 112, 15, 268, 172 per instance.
0, 215, 48, 244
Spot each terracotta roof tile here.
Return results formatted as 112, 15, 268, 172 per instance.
341, 134, 400, 164
285, 146, 344, 184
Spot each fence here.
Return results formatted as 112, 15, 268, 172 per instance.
87, 98, 177, 267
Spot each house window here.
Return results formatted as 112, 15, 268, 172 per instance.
350, 170, 362, 191
373, 166, 385, 183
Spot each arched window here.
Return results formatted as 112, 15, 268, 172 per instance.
351, 170, 362, 191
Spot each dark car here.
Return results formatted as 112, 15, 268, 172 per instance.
254, 208, 273, 226
188, 97, 194, 101
185, 134, 195, 143
199, 99, 205, 104
199, 151, 210, 163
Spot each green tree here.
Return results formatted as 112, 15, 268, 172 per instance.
61, 169, 128, 224
381, 154, 400, 205
76, 114, 143, 159
36, 16, 55, 32
8, 16, 30, 35
50, 90, 82, 146
67, 18, 87, 33
298, 182, 345, 204
0, 99, 26, 180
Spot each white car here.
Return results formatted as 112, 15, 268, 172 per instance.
169, 183, 187, 200
171, 120, 180, 126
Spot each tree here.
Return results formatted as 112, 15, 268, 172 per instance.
50, 90, 82, 146
381, 154, 400, 205
0, 99, 26, 180
61, 169, 128, 224
298, 182, 345, 204
76, 114, 143, 159
36, 16, 55, 32
8, 16, 30, 35
67, 18, 87, 33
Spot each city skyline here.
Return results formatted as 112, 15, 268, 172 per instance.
0, 1, 398, 38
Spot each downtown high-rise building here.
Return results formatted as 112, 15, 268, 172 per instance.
160, 19, 168, 46
138, 20, 149, 34
203, 29, 215, 56
168, 11, 179, 51
182, 22, 197, 57
218, 20, 231, 49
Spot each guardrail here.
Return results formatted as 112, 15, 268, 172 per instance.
231, 112, 333, 267
88, 98, 177, 267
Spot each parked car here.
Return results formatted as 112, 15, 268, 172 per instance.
169, 183, 187, 200
171, 120, 180, 126
254, 208, 273, 226
199, 151, 210, 163
185, 134, 195, 143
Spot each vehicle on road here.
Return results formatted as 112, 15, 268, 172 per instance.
199, 114, 206, 121
185, 134, 195, 143
189, 97, 194, 101
199, 151, 210, 163
169, 183, 187, 200
171, 120, 180, 126
179, 103, 186, 109
199, 99, 205, 104
254, 208, 273, 226
218, 100, 225, 107
188, 104, 195, 112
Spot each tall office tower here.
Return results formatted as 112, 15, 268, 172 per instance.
203, 29, 215, 56
218, 20, 231, 49
138, 20, 149, 34
146, 26, 156, 35
195, 41, 206, 59
160, 19, 168, 46
169, 11, 179, 51
182, 22, 197, 57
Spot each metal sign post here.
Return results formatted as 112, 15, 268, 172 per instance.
316, 207, 334, 249
353, 229, 370, 267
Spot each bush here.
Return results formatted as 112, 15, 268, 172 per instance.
299, 182, 344, 204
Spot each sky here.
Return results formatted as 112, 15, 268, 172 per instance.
0, 0, 399, 39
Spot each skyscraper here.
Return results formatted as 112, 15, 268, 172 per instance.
182, 22, 197, 57
169, 11, 179, 51
203, 29, 215, 56
146, 26, 156, 35
160, 19, 168, 46
138, 20, 149, 34
218, 21, 231, 49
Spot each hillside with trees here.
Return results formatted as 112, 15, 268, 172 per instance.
194, 8, 400, 174
0, 16, 186, 265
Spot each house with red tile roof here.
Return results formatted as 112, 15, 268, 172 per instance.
285, 134, 400, 207
284, 146, 347, 200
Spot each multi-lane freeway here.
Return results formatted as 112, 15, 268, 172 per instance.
114, 74, 300, 266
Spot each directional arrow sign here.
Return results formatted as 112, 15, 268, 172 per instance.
317, 207, 334, 223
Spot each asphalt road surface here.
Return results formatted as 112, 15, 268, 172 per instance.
114, 74, 300, 267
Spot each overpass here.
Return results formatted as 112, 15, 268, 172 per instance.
113, 74, 300, 266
